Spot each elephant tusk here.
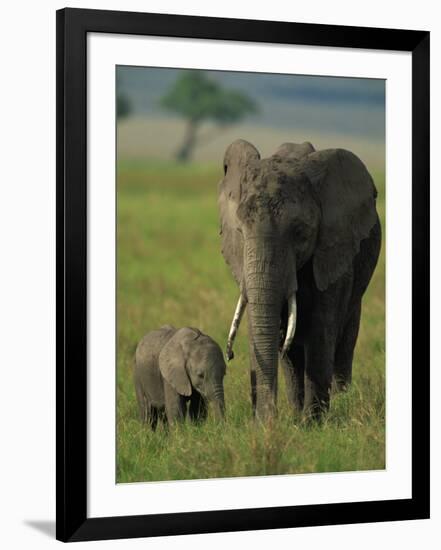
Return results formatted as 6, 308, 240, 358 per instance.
226, 293, 247, 361
281, 293, 297, 357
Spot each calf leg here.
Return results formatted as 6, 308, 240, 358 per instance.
135, 386, 161, 430
189, 392, 208, 422
164, 379, 187, 424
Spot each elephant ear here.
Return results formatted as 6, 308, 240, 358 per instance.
274, 141, 315, 160
218, 140, 260, 284
302, 148, 378, 291
159, 329, 192, 397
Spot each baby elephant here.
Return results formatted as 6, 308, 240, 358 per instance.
134, 326, 226, 428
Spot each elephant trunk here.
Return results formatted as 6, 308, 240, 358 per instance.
209, 382, 225, 420
244, 237, 283, 421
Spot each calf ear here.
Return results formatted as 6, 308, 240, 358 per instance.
159, 331, 192, 397
302, 149, 379, 291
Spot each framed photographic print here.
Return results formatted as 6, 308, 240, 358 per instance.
56, 8, 430, 542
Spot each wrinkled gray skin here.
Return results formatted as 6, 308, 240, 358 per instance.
219, 140, 381, 422
134, 326, 226, 428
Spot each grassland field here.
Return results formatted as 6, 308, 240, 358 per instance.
116, 159, 385, 483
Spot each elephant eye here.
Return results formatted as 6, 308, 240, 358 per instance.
224, 164, 228, 175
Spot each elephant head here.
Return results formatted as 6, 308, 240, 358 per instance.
218, 139, 378, 420
159, 327, 226, 418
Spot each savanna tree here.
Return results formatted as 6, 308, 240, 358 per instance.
116, 93, 132, 119
160, 71, 257, 162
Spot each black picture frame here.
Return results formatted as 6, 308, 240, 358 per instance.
56, 7, 430, 543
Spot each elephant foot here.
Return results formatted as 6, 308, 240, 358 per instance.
332, 374, 352, 393
303, 386, 331, 423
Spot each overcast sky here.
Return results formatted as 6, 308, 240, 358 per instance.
117, 66, 385, 141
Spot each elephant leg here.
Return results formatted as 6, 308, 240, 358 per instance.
156, 407, 168, 429
163, 379, 187, 423
304, 341, 334, 420
304, 296, 338, 419
189, 392, 207, 423
281, 344, 304, 412
150, 407, 168, 432
135, 383, 148, 422
135, 384, 158, 428
149, 406, 160, 431
334, 301, 362, 391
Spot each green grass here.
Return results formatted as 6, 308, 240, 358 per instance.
116, 159, 385, 483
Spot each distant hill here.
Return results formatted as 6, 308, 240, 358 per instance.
117, 116, 385, 173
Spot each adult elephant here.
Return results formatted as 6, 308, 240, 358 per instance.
218, 139, 381, 421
